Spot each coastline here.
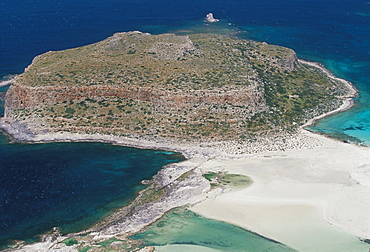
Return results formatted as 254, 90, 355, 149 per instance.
298, 59, 358, 99
298, 59, 358, 128
1, 59, 367, 251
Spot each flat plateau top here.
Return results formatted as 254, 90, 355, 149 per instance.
17, 32, 295, 89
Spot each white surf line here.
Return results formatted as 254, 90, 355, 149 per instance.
0, 79, 14, 87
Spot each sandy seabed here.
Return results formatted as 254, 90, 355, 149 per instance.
190, 129, 370, 251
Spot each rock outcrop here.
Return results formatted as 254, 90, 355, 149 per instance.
205, 13, 219, 23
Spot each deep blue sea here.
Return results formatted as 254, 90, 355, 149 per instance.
1, 0, 370, 249
0, 136, 185, 247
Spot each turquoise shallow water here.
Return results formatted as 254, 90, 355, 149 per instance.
131, 208, 296, 252
305, 58, 370, 145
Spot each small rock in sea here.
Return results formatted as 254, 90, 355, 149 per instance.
141, 180, 150, 185
205, 13, 219, 23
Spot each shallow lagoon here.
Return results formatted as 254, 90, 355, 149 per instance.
131, 208, 296, 252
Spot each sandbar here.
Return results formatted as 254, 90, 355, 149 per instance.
191, 130, 370, 251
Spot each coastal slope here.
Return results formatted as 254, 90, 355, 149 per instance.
2, 32, 353, 144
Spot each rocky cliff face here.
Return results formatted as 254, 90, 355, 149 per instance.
5, 83, 264, 115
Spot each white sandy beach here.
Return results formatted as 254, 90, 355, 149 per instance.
191, 129, 370, 251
